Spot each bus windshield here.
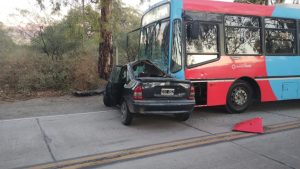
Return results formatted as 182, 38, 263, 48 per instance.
139, 20, 170, 72
139, 3, 170, 72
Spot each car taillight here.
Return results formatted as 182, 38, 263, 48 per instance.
188, 85, 195, 100
133, 85, 143, 100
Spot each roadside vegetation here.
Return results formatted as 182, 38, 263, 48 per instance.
0, 1, 140, 100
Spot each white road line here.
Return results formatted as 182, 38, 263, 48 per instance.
0, 109, 119, 122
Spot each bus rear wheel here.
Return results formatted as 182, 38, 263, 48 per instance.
226, 80, 253, 114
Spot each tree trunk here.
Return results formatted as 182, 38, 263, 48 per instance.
98, 0, 113, 80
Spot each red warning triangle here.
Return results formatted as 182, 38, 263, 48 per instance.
233, 117, 264, 134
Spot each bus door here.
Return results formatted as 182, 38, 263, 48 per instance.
169, 19, 185, 80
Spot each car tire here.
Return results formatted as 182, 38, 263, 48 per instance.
103, 93, 112, 107
120, 100, 133, 125
226, 80, 253, 114
174, 112, 192, 121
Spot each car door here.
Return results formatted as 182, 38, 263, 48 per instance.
106, 65, 123, 106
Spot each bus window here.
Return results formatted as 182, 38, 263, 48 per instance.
142, 4, 170, 27
225, 15, 262, 55
140, 20, 170, 71
265, 18, 296, 55
186, 22, 218, 67
171, 19, 182, 73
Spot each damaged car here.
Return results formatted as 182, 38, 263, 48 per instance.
103, 60, 195, 125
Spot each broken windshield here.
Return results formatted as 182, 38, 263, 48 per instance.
139, 20, 170, 72
132, 61, 166, 78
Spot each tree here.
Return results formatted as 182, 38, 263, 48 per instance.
111, 2, 141, 63
98, 0, 113, 80
31, 22, 82, 60
36, 0, 141, 80
96, 0, 141, 78
35, 0, 113, 79
31, 5, 100, 60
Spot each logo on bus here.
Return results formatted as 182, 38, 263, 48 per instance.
232, 64, 252, 70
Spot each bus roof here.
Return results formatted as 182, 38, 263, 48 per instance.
183, 0, 274, 17
145, 0, 300, 19
144, 0, 169, 14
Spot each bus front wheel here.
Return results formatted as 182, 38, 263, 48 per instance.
226, 80, 253, 114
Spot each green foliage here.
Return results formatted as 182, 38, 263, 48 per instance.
64, 5, 100, 44
31, 3, 141, 62
127, 28, 141, 63
34, 0, 142, 61
31, 20, 82, 60
30, 5, 100, 60
0, 1, 142, 98
111, 1, 141, 63
30, 6, 96, 60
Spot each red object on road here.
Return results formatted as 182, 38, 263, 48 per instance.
233, 117, 264, 134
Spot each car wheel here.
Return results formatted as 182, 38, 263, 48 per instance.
120, 100, 133, 125
103, 93, 112, 107
226, 80, 253, 114
175, 112, 192, 121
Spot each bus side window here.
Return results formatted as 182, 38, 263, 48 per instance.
186, 21, 219, 67
224, 15, 262, 55
265, 18, 296, 55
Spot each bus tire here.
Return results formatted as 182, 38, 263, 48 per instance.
226, 80, 253, 114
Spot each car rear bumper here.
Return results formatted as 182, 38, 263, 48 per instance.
128, 100, 195, 114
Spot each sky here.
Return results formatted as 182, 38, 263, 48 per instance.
0, 0, 295, 26
0, 0, 232, 26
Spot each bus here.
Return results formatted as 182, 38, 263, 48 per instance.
128, 0, 300, 113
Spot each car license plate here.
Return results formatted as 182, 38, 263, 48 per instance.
161, 88, 175, 96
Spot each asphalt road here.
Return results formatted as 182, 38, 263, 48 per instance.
0, 96, 300, 169
100, 128, 300, 169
